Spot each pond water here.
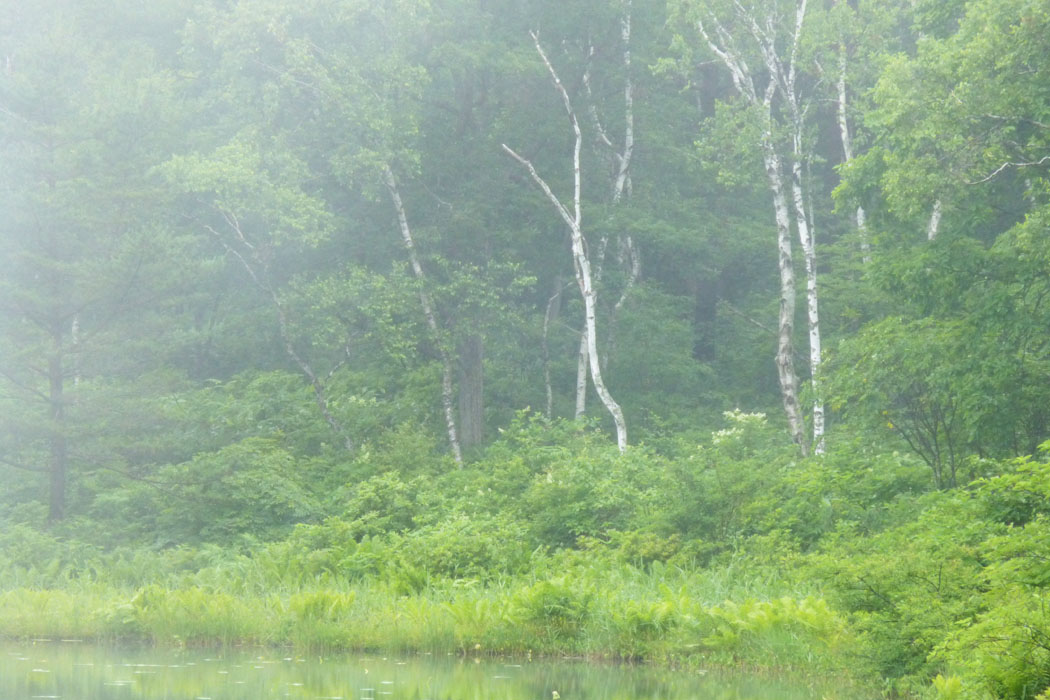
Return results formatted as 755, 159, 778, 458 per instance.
0, 641, 860, 699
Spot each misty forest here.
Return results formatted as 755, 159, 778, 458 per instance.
2, 0, 1050, 697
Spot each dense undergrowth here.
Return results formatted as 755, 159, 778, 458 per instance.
3, 413, 1050, 699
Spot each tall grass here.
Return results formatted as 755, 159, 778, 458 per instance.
0, 552, 852, 677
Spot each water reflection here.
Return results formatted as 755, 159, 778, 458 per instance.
0, 641, 842, 699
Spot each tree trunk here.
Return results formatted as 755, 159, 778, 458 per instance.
763, 146, 808, 453
47, 325, 67, 521
384, 165, 464, 465
574, 331, 588, 418
502, 32, 628, 453
457, 334, 484, 449
697, 0, 814, 454
927, 199, 942, 240
835, 48, 869, 262
577, 0, 637, 416
542, 275, 564, 419
791, 155, 823, 454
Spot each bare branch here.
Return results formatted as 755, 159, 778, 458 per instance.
501, 144, 577, 233
582, 49, 617, 152
720, 300, 776, 335
968, 155, 1050, 185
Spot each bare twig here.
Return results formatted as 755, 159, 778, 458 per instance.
968, 155, 1050, 185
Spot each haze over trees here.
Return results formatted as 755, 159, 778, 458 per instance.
2, 0, 1050, 696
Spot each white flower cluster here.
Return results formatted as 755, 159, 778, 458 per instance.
711, 409, 767, 445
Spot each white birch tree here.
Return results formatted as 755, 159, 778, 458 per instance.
384, 165, 464, 465
683, 0, 824, 453
503, 32, 628, 453
834, 48, 869, 261
571, 0, 638, 420
586, 0, 641, 385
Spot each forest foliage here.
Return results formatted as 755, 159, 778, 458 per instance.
2, 0, 1050, 697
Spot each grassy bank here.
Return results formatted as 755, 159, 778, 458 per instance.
0, 558, 850, 675
5, 416, 1050, 698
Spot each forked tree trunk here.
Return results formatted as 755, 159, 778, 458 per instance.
697, 5, 813, 452
778, 0, 823, 454
503, 32, 628, 453
577, 0, 638, 419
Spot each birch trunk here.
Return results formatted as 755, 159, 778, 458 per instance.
790, 153, 823, 454
575, 235, 609, 419
697, 6, 810, 452
781, 0, 823, 454
542, 276, 564, 419
836, 49, 869, 261
612, 0, 634, 206
503, 32, 628, 453
764, 146, 808, 452
384, 165, 464, 465
604, 0, 640, 366
927, 199, 942, 240
575, 332, 588, 419
577, 0, 638, 416
208, 214, 353, 452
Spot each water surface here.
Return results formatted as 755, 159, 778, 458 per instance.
1, 641, 858, 699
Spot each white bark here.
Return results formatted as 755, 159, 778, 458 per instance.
836, 49, 869, 262
782, 59, 824, 451
927, 199, 942, 241
791, 155, 823, 454
384, 165, 463, 465
761, 0, 823, 454
764, 145, 807, 451
502, 32, 628, 453
612, 0, 634, 205
613, 234, 641, 317
578, 0, 638, 413
575, 331, 588, 419
542, 277, 563, 420
697, 7, 812, 452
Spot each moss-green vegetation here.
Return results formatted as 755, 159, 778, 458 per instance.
2, 1, 1049, 698
5, 414, 1050, 698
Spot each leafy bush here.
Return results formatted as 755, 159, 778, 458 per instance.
402, 512, 534, 579
807, 490, 997, 686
